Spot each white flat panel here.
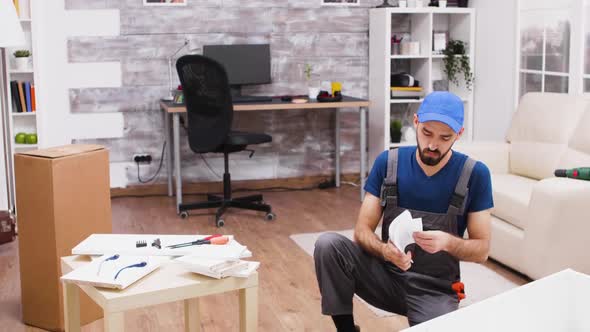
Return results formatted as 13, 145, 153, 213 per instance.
65, 10, 120, 37
404, 269, 588, 332
109, 162, 129, 188
473, 0, 517, 140
72, 234, 249, 258
61, 255, 168, 290
68, 113, 124, 140
66, 62, 121, 88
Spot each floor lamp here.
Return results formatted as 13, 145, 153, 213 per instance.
0, 0, 25, 214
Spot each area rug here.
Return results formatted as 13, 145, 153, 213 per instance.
290, 229, 527, 318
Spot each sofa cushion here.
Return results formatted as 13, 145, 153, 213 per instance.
559, 107, 590, 168
510, 142, 567, 180
489, 215, 525, 272
507, 93, 587, 179
507, 93, 586, 144
491, 174, 537, 229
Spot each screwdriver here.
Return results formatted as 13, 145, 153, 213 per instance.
166, 234, 228, 249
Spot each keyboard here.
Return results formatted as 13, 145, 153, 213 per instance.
232, 95, 273, 103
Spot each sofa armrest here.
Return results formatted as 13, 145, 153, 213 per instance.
523, 178, 590, 279
453, 142, 511, 174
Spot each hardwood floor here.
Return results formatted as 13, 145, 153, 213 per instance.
0, 186, 523, 331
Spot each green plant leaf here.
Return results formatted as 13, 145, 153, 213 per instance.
13, 50, 30, 58
442, 40, 473, 90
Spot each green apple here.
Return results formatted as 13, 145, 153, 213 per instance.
25, 133, 37, 144
15, 132, 26, 144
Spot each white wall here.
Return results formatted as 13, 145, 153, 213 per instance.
472, 0, 518, 141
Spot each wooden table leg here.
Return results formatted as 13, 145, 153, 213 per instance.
63, 282, 81, 332
184, 298, 201, 332
239, 286, 258, 332
104, 311, 124, 332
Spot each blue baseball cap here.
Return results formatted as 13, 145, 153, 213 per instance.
417, 92, 464, 133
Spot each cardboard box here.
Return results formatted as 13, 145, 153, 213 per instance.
15, 145, 112, 331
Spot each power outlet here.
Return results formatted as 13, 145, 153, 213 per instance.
133, 154, 152, 164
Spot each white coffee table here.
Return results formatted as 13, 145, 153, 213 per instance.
61, 255, 258, 332
404, 269, 590, 331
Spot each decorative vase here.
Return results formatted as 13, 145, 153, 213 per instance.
458, 0, 468, 7
15, 57, 29, 71
308, 87, 320, 100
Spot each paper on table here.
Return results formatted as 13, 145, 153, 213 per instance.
61, 255, 169, 290
230, 261, 260, 278
388, 210, 423, 253
175, 256, 259, 279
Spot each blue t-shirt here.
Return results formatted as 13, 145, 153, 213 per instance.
364, 146, 493, 237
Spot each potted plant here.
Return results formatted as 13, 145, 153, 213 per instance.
13, 50, 31, 71
442, 40, 473, 90
390, 119, 403, 143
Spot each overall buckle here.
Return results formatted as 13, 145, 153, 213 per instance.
450, 193, 465, 209
380, 184, 397, 207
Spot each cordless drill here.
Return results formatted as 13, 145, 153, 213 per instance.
554, 167, 590, 181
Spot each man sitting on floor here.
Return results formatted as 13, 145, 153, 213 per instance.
314, 91, 493, 331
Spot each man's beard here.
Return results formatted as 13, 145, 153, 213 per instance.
417, 141, 452, 166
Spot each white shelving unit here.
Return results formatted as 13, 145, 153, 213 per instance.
368, 7, 476, 165
1, 0, 41, 213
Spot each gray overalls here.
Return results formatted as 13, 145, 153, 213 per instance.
314, 148, 476, 326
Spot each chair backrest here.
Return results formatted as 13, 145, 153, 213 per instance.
176, 54, 233, 153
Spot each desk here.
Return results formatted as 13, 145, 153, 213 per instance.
61, 255, 259, 332
160, 96, 370, 214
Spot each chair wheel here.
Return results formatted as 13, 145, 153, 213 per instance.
180, 211, 189, 219
216, 219, 225, 227
264, 212, 276, 221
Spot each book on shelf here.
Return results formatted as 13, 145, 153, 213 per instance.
10, 81, 35, 113
10, 81, 21, 113
13, 0, 19, 17
17, 82, 26, 113
31, 84, 36, 112
391, 86, 423, 92
391, 86, 424, 99
24, 82, 31, 113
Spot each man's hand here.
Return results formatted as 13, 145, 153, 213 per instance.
413, 230, 452, 254
382, 241, 413, 271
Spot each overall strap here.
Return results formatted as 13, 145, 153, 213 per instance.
447, 157, 477, 215
380, 148, 399, 207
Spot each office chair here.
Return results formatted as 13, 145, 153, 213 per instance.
176, 54, 275, 227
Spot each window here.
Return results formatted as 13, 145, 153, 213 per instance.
584, 3, 590, 92
519, 9, 571, 97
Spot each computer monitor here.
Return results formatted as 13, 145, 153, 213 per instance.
203, 44, 271, 94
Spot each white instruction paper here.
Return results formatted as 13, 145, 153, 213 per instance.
61, 255, 169, 290
388, 210, 423, 253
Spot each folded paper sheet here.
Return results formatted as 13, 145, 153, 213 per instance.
388, 210, 423, 253
175, 256, 260, 279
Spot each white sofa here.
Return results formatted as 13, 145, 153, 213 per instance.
456, 93, 590, 280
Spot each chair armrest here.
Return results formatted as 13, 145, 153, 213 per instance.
523, 178, 590, 279
453, 142, 511, 174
